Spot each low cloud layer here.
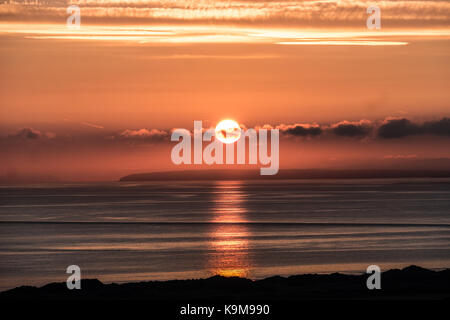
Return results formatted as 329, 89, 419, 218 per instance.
423, 118, 450, 136
2, 118, 450, 147
277, 123, 322, 137
378, 117, 450, 139
277, 117, 450, 140
10, 127, 41, 140
331, 120, 372, 137
7, 127, 55, 140
378, 118, 422, 139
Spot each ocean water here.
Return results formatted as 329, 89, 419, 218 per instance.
0, 178, 449, 291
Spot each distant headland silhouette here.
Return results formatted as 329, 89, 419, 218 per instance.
119, 169, 450, 182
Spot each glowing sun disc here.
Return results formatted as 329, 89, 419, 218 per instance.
215, 119, 241, 144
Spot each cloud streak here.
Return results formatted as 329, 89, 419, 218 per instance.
81, 121, 104, 129
118, 128, 169, 142
1, 1, 449, 27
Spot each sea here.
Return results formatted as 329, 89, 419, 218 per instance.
0, 178, 449, 291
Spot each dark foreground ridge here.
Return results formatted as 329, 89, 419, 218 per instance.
1, 266, 449, 300
119, 169, 450, 181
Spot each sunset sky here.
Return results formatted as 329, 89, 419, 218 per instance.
0, 0, 449, 181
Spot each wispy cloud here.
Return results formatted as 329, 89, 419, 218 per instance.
383, 154, 418, 159
81, 121, 104, 129
5, 23, 450, 46
277, 40, 408, 46
1, 1, 449, 27
118, 128, 169, 142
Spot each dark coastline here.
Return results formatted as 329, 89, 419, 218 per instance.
119, 169, 450, 181
1, 266, 449, 301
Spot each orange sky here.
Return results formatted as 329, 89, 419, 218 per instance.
0, 1, 449, 182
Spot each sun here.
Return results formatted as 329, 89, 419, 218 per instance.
215, 119, 241, 144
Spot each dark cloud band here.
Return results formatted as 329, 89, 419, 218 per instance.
377, 118, 450, 139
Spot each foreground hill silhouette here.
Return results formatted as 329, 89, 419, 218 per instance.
1, 266, 449, 300
120, 169, 450, 181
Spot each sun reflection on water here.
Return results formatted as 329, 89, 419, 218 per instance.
208, 181, 251, 278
